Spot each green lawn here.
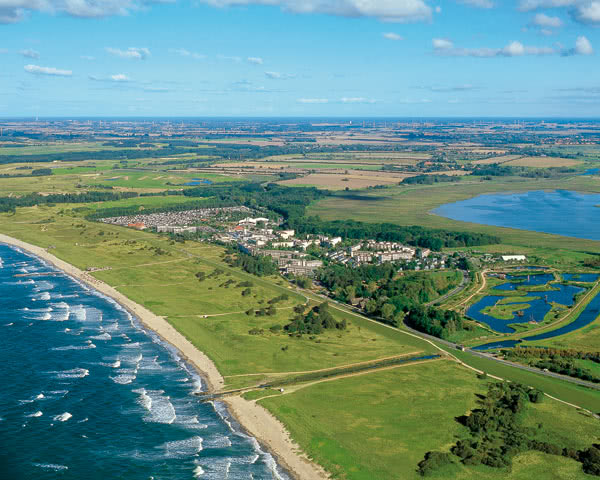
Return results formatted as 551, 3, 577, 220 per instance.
260, 359, 596, 480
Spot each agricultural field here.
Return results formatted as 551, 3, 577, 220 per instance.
504, 156, 583, 168
278, 172, 409, 189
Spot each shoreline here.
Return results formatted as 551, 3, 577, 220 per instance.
0, 233, 328, 480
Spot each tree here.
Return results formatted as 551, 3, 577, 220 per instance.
381, 303, 396, 321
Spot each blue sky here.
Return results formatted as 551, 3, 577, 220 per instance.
0, 0, 599, 117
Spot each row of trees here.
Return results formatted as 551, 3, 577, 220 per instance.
502, 347, 600, 383
291, 217, 499, 250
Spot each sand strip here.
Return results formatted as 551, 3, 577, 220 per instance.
0, 233, 328, 480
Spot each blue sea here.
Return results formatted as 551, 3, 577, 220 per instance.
0, 244, 288, 480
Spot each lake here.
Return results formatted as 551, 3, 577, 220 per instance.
433, 190, 600, 241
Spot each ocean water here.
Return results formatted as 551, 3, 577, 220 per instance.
0, 244, 288, 480
432, 190, 600, 241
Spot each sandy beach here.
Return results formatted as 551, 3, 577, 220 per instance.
0, 233, 328, 480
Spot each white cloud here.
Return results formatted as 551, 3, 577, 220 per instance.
80, 55, 95, 60
19, 48, 40, 59
89, 73, 132, 82
24, 64, 72, 76
574, 35, 594, 54
247, 56, 264, 64
518, 0, 577, 11
298, 98, 329, 103
518, 0, 600, 25
0, 0, 432, 24
341, 97, 376, 103
200, 0, 432, 22
170, 48, 206, 59
532, 12, 563, 27
432, 37, 589, 57
111, 73, 131, 81
0, 0, 140, 24
458, 0, 494, 8
265, 71, 295, 79
106, 47, 150, 60
573, 1, 600, 24
383, 32, 403, 41
432, 38, 453, 50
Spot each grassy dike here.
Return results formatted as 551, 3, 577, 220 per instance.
1, 203, 599, 480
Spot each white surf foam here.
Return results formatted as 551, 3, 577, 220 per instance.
51, 343, 96, 351
32, 463, 68, 471
193, 465, 205, 478
53, 368, 89, 379
26, 411, 43, 418
53, 412, 72, 422
159, 436, 203, 458
89, 332, 111, 341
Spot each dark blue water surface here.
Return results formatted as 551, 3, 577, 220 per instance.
0, 244, 287, 480
433, 190, 600, 240
583, 168, 600, 176
493, 273, 555, 291
473, 289, 600, 351
467, 283, 583, 334
563, 273, 599, 283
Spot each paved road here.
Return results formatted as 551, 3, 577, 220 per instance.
400, 322, 600, 392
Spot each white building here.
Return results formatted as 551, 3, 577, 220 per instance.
502, 255, 527, 262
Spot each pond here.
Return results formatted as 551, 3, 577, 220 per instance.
467, 283, 583, 333
473, 290, 600, 351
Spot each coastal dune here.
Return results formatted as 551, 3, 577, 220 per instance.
0, 233, 328, 480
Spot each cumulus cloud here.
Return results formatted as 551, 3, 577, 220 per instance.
518, 0, 600, 25
24, 64, 72, 76
298, 98, 329, 103
0, 0, 143, 24
383, 32, 403, 41
19, 48, 40, 59
432, 37, 591, 57
573, 1, 600, 23
170, 48, 206, 59
532, 12, 563, 27
247, 56, 263, 64
106, 47, 150, 59
565, 35, 594, 55
199, 0, 432, 22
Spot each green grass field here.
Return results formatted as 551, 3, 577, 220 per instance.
260, 359, 597, 480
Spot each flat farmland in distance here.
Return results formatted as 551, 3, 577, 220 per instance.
278, 172, 410, 189
473, 155, 524, 165
505, 156, 582, 167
